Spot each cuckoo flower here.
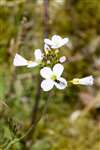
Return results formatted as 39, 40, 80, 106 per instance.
71, 76, 94, 85
44, 35, 69, 49
40, 63, 67, 91
13, 49, 43, 68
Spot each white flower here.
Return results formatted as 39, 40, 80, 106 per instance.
71, 76, 94, 85
59, 56, 66, 63
13, 49, 43, 68
44, 35, 69, 49
40, 63, 67, 91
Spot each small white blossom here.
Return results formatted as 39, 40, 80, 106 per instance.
71, 76, 94, 85
13, 49, 43, 68
59, 56, 66, 63
44, 35, 69, 49
44, 44, 51, 54
40, 63, 67, 91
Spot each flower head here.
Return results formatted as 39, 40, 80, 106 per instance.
59, 56, 66, 63
71, 76, 94, 85
13, 49, 43, 68
44, 35, 69, 49
40, 63, 67, 91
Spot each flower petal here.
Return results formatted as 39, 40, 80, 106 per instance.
79, 76, 94, 85
44, 44, 51, 54
61, 38, 69, 46
27, 61, 38, 68
41, 79, 54, 91
51, 45, 61, 49
52, 35, 62, 42
44, 39, 52, 45
34, 49, 43, 61
40, 67, 52, 79
53, 63, 64, 77
54, 77, 67, 89
13, 54, 28, 66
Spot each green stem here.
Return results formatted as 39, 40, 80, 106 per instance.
5, 93, 51, 150
5, 138, 19, 150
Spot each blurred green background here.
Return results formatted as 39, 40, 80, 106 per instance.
0, 0, 100, 149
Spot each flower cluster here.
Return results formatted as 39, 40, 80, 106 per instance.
13, 35, 94, 91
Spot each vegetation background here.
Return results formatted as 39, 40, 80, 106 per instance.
0, 0, 100, 149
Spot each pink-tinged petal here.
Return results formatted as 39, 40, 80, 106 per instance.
53, 63, 64, 77
44, 44, 51, 54
41, 79, 54, 91
54, 77, 67, 89
61, 38, 69, 46
34, 49, 43, 61
44, 39, 52, 45
52, 35, 62, 42
51, 45, 61, 49
13, 54, 28, 66
40, 67, 52, 79
79, 76, 94, 85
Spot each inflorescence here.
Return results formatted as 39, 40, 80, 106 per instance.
13, 35, 94, 91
